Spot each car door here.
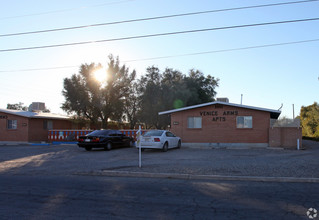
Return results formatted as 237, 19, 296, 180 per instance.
109, 130, 120, 147
165, 131, 178, 148
116, 130, 127, 146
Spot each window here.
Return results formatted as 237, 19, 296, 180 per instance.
188, 117, 202, 128
165, 132, 175, 137
7, 120, 17, 129
144, 130, 164, 137
115, 130, 124, 136
43, 120, 53, 130
237, 116, 253, 128
88, 130, 110, 136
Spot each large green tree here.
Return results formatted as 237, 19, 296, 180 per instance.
184, 69, 219, 106
138, 66, 219, 129
123, 82, 140, 129
300, 102, 319, 137
138, 66, 164, 128
62, 56, 136, 129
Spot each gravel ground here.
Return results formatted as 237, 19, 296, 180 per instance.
106, 140, 319, 178
0, 140, 318, 178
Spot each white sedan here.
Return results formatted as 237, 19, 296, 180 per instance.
137, 130, 181, 152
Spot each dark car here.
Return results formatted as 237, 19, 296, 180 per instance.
77, 130, 134, 151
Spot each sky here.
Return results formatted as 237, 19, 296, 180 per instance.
1, 0, 318, 118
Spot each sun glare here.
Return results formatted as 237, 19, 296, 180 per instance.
93, 68, 107, 83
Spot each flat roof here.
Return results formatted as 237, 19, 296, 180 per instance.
158, 101, 281, 119
0, 108, 70, 120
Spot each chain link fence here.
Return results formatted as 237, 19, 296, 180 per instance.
270, 118, 300, 127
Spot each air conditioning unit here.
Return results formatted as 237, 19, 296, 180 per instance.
217, 98, 229, 103
29, 102, 45, 112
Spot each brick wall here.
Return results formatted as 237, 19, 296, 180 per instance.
170, 104, 271, 143
0, 113, 29, 142
269, 127, 302, 148
0, 112, 74, 142
28, 118, 73, 142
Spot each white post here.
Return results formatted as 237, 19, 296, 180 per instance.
297, 138, 300, 150
137, 125, 142, 168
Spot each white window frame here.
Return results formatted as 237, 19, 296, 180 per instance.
188, 117, 202, 129
7, 119, 17, 130
236, 116, 253, 128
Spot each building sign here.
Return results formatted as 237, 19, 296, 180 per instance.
0, 115, 8, 119
200, 110, 238, 122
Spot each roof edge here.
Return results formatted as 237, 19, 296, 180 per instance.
0, 108, 70, 119
159, 101, 281, 118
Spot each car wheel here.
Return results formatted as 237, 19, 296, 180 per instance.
85, 147, 92, 151
105, 142, 112, 151
162, 142, 168, 152
177, 140, 181, 149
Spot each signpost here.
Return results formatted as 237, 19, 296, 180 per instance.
136, 125, 142, 168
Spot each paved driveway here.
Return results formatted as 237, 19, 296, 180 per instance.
0, 140, 318, 178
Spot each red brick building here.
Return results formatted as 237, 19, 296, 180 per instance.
0, 108, 73, 143
159, 101, 301, 148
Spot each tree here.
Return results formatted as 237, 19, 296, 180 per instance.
184, 69, 219, 106
300, 102, 319, 137
7, 102, 28, 111
138, 66, 163, 129
138, 67, 219, 129
62, 55, 136, 129
123, 82, 140, 129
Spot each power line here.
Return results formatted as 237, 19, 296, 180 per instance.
123, 38, 319, 63
1, 17, 319, 53
0, 0, 137, 20
1, 38, 318, 72
1, 0, 318, 37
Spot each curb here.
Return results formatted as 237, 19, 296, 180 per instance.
0, 142, 78, 146
51, 141, 77, 145
29, 143, 51, 146
74, 170, 319, 183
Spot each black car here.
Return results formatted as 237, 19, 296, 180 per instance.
77, 130, 135, 151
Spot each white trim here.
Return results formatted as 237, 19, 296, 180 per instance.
159, 101, 281, 116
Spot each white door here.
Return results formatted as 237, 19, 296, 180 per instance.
165, 132, 178, 148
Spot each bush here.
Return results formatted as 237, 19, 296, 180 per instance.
303, 136, 319, 142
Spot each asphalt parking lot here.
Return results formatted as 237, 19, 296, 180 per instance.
0, 140, 318, 180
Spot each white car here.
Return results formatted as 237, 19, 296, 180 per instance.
137, 130, 181, 152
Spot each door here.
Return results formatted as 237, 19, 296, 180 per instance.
165, 131, 178, 148
109, 131, 121, 147
115, 130, 127, 146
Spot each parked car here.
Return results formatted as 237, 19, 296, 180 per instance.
137, 130, 181, 152
77, 130, 134, 151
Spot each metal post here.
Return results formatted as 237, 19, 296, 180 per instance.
297, 138, 300, 150
137, 125, 142, 168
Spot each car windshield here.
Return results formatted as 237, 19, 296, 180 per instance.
143, 130, 164, 137
87, 130, 111, 136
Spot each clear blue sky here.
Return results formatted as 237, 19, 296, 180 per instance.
1, 0, 318, 118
